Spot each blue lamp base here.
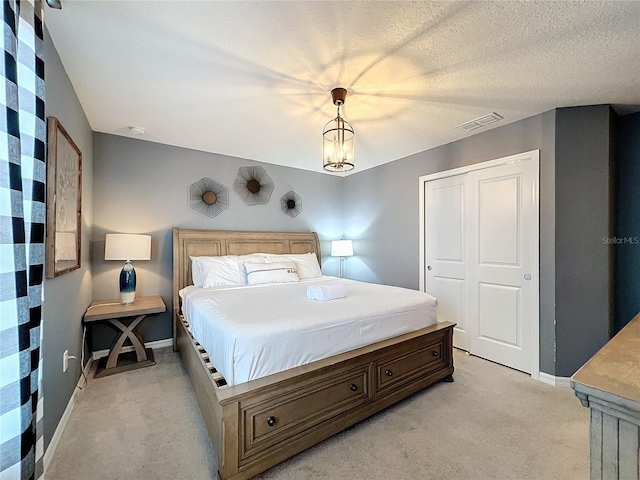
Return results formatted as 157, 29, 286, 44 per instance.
119, 260, 137, 304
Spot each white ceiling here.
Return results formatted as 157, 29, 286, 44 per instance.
45, 1, 640, 175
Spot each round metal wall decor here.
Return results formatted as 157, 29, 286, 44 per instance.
281, 191, 303, 218
234, 166, 275, 206
188, 177, 229, 218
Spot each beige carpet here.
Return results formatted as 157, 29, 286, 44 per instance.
47, 348, 589, 480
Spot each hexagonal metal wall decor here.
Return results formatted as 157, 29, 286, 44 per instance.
234, 166, 275, 206
188, 177, 229, 218
281, 191, 303, 218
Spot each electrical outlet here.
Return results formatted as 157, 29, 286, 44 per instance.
63, 350, 69, 372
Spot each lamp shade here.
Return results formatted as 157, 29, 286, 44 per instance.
331, 240, 353, 257
105, 234, 151, 261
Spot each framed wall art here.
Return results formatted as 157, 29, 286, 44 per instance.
45, 117, 82, 278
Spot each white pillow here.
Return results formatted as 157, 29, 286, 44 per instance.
244, 261, 300, 285
286, 253, 322, 279
237, 253, 272, 284
199, 256, 244, 287
247, 253, 322, 279
190, 256, 205, 287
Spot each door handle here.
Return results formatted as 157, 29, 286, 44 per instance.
427, 265, 432, 271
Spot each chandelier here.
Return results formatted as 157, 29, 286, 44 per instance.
323, 88, 354, 172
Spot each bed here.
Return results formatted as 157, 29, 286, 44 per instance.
172, 228, 455, 480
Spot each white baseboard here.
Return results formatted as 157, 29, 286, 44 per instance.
539, 372, 572, 387
91, 338, 173, 360
43, 357, 93, 472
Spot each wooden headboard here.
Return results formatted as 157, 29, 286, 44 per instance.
172, 228, 321, 311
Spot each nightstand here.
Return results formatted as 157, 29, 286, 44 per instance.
84, 296, 166, 378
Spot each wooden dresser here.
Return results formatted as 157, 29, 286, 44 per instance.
571, 313, 640, 479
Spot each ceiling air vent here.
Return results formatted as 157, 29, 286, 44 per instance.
456, 112, 504, 132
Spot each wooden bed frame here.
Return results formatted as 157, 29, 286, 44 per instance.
172, 228, 455, 480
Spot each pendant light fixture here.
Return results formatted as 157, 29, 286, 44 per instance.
323, 87, 354, 172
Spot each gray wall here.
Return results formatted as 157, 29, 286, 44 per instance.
42, 28, 94, 449
554, 105, 614, 377
615, 111, 640, 332
91, 134, 343, 348
344, 106, 616, 377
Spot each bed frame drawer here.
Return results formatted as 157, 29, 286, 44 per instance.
375, 335, 446, 395
239, 363, 372, 462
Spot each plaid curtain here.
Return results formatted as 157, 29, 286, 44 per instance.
0, 1, 46, 479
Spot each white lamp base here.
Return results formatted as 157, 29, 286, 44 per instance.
120, 291, 136, 304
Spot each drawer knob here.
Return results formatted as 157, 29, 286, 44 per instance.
385, 369, 393, 377
349, 383, 358, 392
432, 351, 439, 357
266, 416, 276, 427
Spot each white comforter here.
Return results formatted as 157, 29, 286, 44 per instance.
180, 277, 438, 386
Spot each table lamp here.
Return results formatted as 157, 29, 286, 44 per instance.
331, 239, 353, 278
105, 234, 151, 304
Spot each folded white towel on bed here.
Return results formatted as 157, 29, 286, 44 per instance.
307, 283, 349, 301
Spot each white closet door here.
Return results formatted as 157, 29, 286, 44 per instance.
425, 174, 469, 351
466, 159, 538, 373
423, 152, 539, 374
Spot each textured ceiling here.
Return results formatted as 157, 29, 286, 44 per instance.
45, 1, 640, 174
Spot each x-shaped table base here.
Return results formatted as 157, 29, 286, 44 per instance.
84, 296, 166, 378
95, 314, 156, 378
106, 315, 149, 368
